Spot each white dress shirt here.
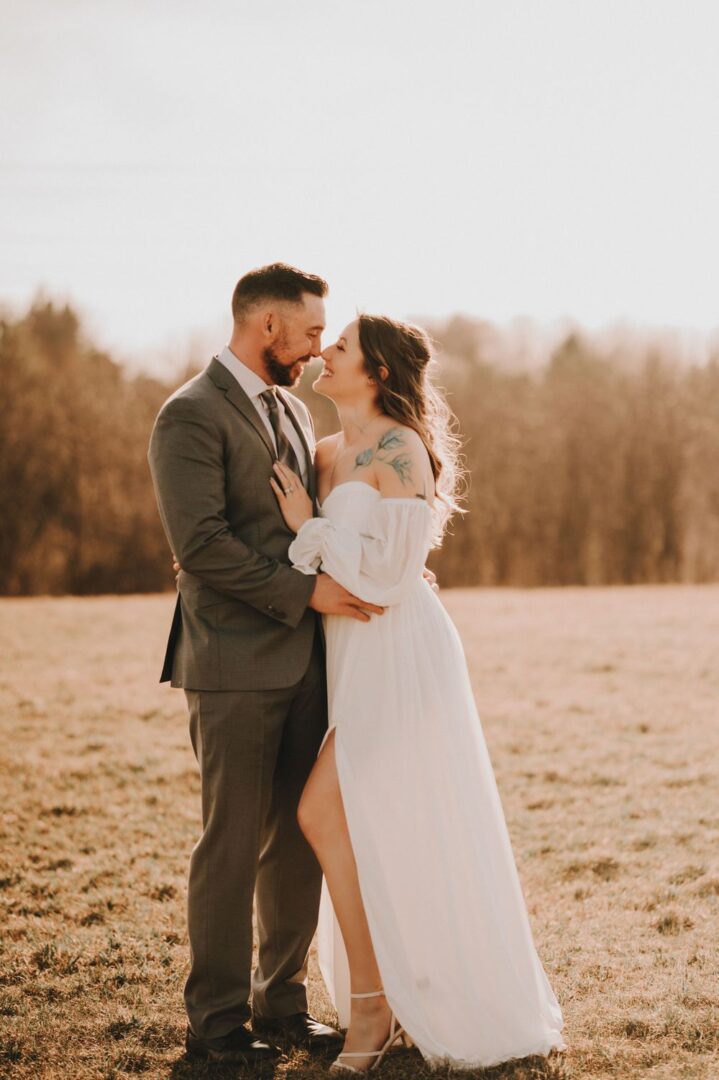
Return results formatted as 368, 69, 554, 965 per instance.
218, 345, 309, 485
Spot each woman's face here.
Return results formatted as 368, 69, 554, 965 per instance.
314, 319, 372, 402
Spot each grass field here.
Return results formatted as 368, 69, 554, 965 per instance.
0, 586, 717, 1080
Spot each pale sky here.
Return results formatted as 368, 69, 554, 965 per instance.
1, 0, 718, 373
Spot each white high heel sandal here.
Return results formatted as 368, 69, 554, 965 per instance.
329, 989, 411, 1074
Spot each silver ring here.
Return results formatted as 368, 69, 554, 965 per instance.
286, 485, 296, 494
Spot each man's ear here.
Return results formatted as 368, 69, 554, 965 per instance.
262, 311, 274, 337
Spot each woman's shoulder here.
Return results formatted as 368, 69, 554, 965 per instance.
315, 432, 343, 463
373, 421, 426, 452
368, 422, 434, 499
369, 421, 430, 467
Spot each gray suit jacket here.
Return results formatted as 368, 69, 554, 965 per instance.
148, 357, 319, 691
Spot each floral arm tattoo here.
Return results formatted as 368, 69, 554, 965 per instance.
354, 427, 426, 495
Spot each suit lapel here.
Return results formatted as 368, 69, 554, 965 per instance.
206, 357, 318, 505
206, 357, 275, 461
277, 389, 317, 503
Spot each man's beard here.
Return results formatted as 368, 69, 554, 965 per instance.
262, 345, 308, 387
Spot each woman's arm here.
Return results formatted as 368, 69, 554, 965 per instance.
287, 498, 433, 606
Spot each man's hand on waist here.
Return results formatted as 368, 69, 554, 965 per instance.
308, 574, 385, 623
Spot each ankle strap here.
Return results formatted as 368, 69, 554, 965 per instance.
350, 989, 385, 999
336, 1049, 383, 1058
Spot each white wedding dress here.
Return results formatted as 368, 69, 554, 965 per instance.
288, 481, 565, 1070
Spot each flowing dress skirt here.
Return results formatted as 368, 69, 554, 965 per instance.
289, 487, 565, 1068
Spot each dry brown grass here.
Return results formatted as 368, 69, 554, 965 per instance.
0, 586, 717, 1079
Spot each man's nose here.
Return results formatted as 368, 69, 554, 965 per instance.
310, 337, 323, 358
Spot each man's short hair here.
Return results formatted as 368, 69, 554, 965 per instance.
231, 263, 328, 323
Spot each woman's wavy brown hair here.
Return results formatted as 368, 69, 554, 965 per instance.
357, 314, 464, 543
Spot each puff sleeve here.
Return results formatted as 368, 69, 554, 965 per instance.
288, 498, 434, 606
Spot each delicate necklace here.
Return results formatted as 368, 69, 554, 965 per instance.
327, 411, 383, 490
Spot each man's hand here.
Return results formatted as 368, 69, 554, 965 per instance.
423, 567, 439, 593
308, 574, 385, 622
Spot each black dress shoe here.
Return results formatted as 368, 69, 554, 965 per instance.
185, 1023, 281, 1064
252, 1011, 343, 1052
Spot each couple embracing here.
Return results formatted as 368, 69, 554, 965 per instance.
148, 263, 565, 1072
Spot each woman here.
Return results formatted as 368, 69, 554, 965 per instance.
269, 314, 565, 1072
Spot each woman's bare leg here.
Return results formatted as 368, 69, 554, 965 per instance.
298, 730, 393, 1068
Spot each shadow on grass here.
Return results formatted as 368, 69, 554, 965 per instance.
165, 1047, 568, 1080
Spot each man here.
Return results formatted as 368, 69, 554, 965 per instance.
148, 263, 383, 1065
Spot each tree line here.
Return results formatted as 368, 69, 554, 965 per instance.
1, 300, 718, 595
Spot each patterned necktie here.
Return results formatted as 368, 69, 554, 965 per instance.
259, 388, 304, 485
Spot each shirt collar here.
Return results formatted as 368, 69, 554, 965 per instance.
218, 345, 272, 401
